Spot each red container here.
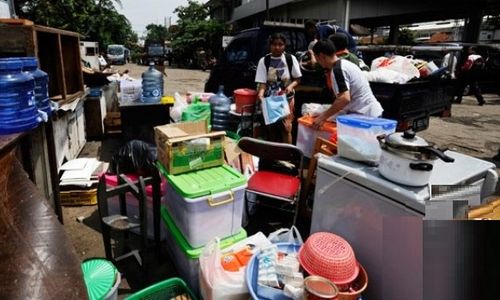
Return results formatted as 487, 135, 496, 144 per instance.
233, 88, 257, 113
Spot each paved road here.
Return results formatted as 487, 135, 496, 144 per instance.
116, 63, 210, 96
117, 62, 500, 189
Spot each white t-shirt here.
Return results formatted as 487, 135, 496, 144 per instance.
329, 59, 383, 117
255, 53, 302, 85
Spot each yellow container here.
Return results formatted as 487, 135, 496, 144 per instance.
60, 188, 98, 206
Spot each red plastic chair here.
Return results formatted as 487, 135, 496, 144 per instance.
237, 137, 304, 225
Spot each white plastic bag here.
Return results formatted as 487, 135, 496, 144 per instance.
261, 94, 290, 125
363, 68, 411, 84
170, 92, 188, 122
301, 103, 331, 117
370, 55, 420, 80
267, 226, 303, 245
199, 232, 272, 300
120, 79, 142, 103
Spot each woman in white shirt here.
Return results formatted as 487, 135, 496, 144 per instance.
255, 33, 302, 143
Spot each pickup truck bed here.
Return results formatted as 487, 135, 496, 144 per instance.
370, 79, 455, 131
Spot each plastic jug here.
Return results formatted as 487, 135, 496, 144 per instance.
209, 85, 231, 131
141, 62, 163, 103
20, 57, 51, 116
0, 58, 39, 134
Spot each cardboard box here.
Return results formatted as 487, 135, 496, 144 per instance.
155, 120, 225, 175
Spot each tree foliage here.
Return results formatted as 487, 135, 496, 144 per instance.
172, 0, 227, 66
145, 24, 169, 43
16, 0, 135, 50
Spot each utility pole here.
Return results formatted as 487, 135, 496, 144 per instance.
266, 0, 270, 20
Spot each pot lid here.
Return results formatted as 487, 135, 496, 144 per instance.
385, 130, 429, 147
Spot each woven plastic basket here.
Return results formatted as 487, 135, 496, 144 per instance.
298, 232, 359, 286
126, 277, 196, 300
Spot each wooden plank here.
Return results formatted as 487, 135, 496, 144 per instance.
0, 26, 34, 56
34, 24, 80, 37
56, 34, 67, 100
0, 18, 34, 25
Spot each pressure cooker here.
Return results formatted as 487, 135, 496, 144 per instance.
377, 130, 455, 186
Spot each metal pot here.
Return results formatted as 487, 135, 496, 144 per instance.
377, 130, 455, 186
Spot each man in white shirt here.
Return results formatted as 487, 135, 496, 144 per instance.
311, 40, 383, 129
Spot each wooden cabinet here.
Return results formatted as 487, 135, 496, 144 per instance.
0, 24, 84, 105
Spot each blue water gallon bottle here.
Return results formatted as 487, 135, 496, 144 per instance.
209, 85, 231, 131
141, 62, 163, 103
0, 58, 39, 134
20, 57, 51, 116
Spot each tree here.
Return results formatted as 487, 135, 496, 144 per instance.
172, 0, 227, 67
145, 24, 169, 43
16, 0, 135, 50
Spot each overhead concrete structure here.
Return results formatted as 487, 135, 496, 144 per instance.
207, 0, 500, 42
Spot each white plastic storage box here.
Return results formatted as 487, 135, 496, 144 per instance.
296, 115, 337, 158
106, 174, 168, 240
161, 206, 247, 297
336, 115, 397, 164
159, 163, 247, 248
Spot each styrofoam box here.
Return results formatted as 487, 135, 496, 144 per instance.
297, 121, 336, 158
106, 174, 167, 240
165, 183, 246, 248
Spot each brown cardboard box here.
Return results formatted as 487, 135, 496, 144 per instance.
155, 120, 225, 175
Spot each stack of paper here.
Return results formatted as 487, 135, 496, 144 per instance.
60, 158, 106, 188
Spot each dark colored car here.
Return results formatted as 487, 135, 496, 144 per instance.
204, 22, 324, 96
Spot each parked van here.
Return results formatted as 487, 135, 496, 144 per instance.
107, 44, 128, 65
80, 41, 99, 69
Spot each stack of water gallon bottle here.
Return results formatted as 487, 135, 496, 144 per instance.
155, 115, 248, 296
0, 57, 52, 135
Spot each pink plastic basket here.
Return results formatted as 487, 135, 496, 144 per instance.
298, 232, 359, 286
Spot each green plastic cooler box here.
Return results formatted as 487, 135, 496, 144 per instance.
158, 163, 247, 248
161, 206, 246, 296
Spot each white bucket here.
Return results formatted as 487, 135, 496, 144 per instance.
105, 271, 121, 300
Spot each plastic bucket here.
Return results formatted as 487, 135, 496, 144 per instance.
234, 88, 257, 113
105, 271, 121, 300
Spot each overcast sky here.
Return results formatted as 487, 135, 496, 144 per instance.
117, 0, 208, 36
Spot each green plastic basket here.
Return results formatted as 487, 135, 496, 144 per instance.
126, 277, 197, 300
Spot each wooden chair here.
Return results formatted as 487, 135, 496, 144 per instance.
97, 172, 161, 266
302, 137, 337, 211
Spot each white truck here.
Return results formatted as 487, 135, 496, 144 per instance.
80, 41, 100, 70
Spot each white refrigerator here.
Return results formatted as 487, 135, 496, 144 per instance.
310, 151, 497, 300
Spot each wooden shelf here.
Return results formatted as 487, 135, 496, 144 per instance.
0, 23, 84, 104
